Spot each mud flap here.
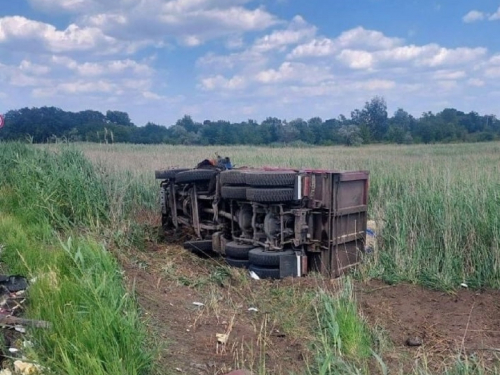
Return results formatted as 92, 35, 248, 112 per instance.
279, 253, 298, 278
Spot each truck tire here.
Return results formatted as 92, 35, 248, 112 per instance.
225, 257, 249, 269
249, 248, 295, 267
221, 186, 247, 200
249, 264, 280, 279
245, 171, 296, 187
246, 188, 294, 203
225, 241, 255, 260
220, 170, 247, 185
155, 168, 190, 180
183, 240, 213, 256
175, 169, 218, 184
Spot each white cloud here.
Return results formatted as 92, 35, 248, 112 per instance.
353, 79, 396, 91
192, 20, 499, 123
0, 16, 119, 53
375, 45, 428, 62
2, 2, 499, 125
463, 10, 485, 23
200, 75, 247, 90
142, 91, 165, 100
489, 6, 500, 20
255, 62, 332, 84
467, 78, 484, 87
10, 73, 49, 87
437, 80, 459, 91
32, 77, 153, 98
415, 46, 486, 67
484, 66, 500, 78
197, 50, 269, 73
288, 26, 402, 60
337, 49, 374, 69
253, 15, 316, 53
81, 1, 278, 46
19, 60, 50, 75
433, 70, 466, 80
28, 0, 136, 13
489, 55, 500, 65
336, 27, 402, 50
287, 38, 337, 58
462, 6, 500, 23
50, 56, 153, 77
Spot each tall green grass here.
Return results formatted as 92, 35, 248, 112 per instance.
311, 279, 374, 375
0, 143, 152, 374
33, 141, 500, 374
72, 142, 500, 290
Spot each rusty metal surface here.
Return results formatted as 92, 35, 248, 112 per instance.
301, 170, 368, 277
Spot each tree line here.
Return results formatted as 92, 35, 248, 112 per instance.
1, 97, 499, 145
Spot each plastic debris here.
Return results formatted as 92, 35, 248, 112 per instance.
365, 220, 378, 253
216, 333, 229, 345
1, 276, 28, 293
15, 325, 26, 333
22, 341, 33, 348
8, 347, 19, 353
248, 307, 258, 312
13, 360, 41, 375
460, 283, 468, 288
249, 271, 260, 280
192, 302, 204, 307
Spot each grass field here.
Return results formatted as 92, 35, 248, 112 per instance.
1, 141, 499, 374
76, 141, 500, 290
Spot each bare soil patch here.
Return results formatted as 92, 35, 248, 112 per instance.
119, 242, 313, 375
119, 241, 500, 374
357, 279, 500, 373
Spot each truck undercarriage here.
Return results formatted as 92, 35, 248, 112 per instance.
156, 162, 369, 279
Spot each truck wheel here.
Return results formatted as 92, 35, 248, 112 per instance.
155, 168, 190, 180
175, 169, 218, 184
220, 170, 247, 185
246, 188, 294, 203
249, 248, 295, 267
221, 186, 247, 200
225, 241, 255, 260
245, 171, 296, 187
225, 257, 249, 269
249, 264, 280, 279
183, 240, 213, 256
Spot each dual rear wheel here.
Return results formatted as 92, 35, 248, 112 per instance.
219, 170, 296, 203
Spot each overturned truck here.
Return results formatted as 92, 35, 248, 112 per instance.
155, 160, 369, 279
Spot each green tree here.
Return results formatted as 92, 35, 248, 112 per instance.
351, 96, 388, 142
106, 110, 133, 126
338, 125, 363, 146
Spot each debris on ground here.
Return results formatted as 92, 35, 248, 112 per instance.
248, 270, 260, 280
365, 220, 377, 253
406, 336, 423, 347
13, 361, 41, 375
0, 274, 48, 374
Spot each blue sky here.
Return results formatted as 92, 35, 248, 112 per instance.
0, 0, 499, 126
